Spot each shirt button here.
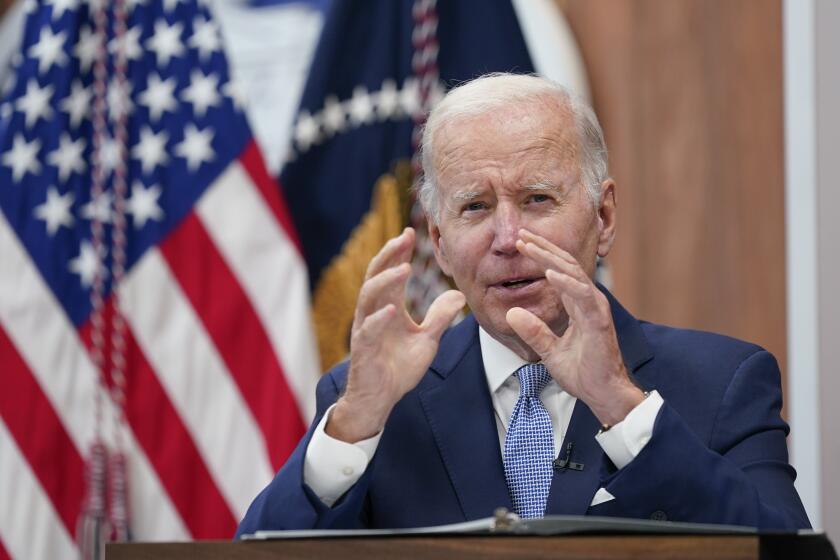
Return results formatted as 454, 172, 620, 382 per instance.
650, 510, 668, 521
341, 466, 354, 476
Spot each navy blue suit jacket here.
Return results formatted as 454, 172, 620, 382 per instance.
237, 290, 810, 535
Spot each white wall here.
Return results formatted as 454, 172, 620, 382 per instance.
784, 0, 840, 540
814, 0, 840, 542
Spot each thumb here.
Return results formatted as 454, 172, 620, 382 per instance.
421, 290, 466, 339
506, 307, 558, 359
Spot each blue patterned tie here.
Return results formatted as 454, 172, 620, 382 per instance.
503, 363, 554, 518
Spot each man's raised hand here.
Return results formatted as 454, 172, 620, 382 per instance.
505, 229, 644, 427
327, 228, 465, 443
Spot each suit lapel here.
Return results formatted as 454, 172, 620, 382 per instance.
545, 399, 603, 514
418, 316, 514, 520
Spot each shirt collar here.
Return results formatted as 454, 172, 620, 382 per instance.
478, 326, 530, 393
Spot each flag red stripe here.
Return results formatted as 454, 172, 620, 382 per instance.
239, 141, 303, 253
78, 309, 238, 538
0, 535, 11, 560
160, 211, 306, 469
0, 325, 84, 537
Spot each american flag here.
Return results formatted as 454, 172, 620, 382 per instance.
0, 0, 319, 557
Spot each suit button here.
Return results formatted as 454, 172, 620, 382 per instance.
650, 510, 668, 521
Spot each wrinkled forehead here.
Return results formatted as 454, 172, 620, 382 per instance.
431, 99, 582, 188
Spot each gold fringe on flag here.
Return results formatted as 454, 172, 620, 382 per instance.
312, 162, 413, 371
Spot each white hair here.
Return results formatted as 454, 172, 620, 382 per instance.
418, 73, 609, 223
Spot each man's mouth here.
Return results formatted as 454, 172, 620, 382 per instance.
496, 276, 543, 289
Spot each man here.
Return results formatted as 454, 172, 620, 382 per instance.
236, 73, 809, 534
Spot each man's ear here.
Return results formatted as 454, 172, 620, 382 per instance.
428, 219, 453, 276
596, 179, 618, 258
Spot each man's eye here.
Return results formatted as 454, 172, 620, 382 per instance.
529, 194, 551, 203
463, 202, 487, 212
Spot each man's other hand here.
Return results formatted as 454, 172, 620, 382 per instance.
327, 228, 465, 443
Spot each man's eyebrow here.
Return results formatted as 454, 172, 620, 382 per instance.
450, 190, 482, 202
523, 181, 562, 193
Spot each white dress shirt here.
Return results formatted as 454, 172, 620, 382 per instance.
303, 326, 664, 508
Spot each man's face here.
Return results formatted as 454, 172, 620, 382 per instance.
429, 98, 616, 348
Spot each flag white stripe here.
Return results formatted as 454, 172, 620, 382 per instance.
122, 248, 275, 519
0, 214, 189, 542
0, 418, 78, 560
197, 161, 319, 422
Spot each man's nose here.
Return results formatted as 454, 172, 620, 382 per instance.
489, 206, 521, 256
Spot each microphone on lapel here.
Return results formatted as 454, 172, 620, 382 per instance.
553, 442, 584, 471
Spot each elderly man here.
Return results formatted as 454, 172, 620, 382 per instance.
236, 73, 809, 534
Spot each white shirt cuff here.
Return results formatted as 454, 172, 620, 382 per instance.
303, 404, 382, 507
595, 390, 664, 470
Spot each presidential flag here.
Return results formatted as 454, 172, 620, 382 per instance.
0, 0, 319, 557
281, 0, 535, 370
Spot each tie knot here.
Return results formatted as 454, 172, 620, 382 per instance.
515, 363, 551, 398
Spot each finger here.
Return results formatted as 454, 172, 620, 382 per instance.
355, 263, 412, 323
559, 290, 585, 329
365, 227, 415, 281
549, 270, 610, 329
505, 306, 560, 360
354, 303, 397, 346
420, 290, 466, 340
518, 229, 577, 265
545, 268, 591, 301
517, 240, 590, 284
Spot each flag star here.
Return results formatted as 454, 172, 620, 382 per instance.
321, 96, 346, 135
181, 70, 221, 117
132, 126, 168, 174
376, 79, 400, 120
99, 136, 122, 177
138, 73, 177, 121
146, 20, 185, 67
222, 78, 245, 110
47, 0, 79, 19
188, 17, 221, 61
28, 27, 69, 74
60, 81, 92, 127
23, 0, 37, 14
34, 187, 74, 235
127, 182, 164, 228
82, 191, 113, 223
2, 134, 42, 182
400, 78, 421, 118
175, 124, 214, 170
69, 240, 105, 287
107, 78, 133, 121
294, 110, 320, 151
16, 79, 54, 128
109, 25, 143, 63
74, 27, 99, 73
348, 86, 374, 126
48, 133, 86, 182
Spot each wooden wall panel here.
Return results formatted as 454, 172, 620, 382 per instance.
562, 0, 788, 391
